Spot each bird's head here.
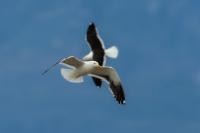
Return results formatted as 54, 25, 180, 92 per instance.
87, 61, 99, 67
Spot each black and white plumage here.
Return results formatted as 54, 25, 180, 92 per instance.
83, 22, 119, 88
60, 56, 125, 104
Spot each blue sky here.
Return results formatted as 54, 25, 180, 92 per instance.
0, 0, 200, 133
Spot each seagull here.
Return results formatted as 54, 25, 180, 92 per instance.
60, 56, 125, 104
83, 22, 119, 88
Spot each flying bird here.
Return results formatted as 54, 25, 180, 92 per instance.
60, 56, 125, 104
83, 22, 119, 88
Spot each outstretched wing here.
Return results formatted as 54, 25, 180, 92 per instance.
60, 56, 84, 68
86, 22, 106, 87
86, 22, 105, 51
92, 77, 102, 87
90, 66, 125, 104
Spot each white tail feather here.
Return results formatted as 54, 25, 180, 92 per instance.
60, 68, 83, 83
105, 46, 119, 58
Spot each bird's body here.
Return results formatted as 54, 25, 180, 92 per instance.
69, 62, 97, 79
60, 57, 98, 80
60, 56, 125, 104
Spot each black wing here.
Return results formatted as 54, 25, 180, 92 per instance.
87, 22, 106, 87
86, 22, 105, 51
91, 49, 105, 87
109, 82, 125, 104
91, 77, 101, 87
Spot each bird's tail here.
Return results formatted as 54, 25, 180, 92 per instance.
105, 46, 119, 59
60, 68, 83, 83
